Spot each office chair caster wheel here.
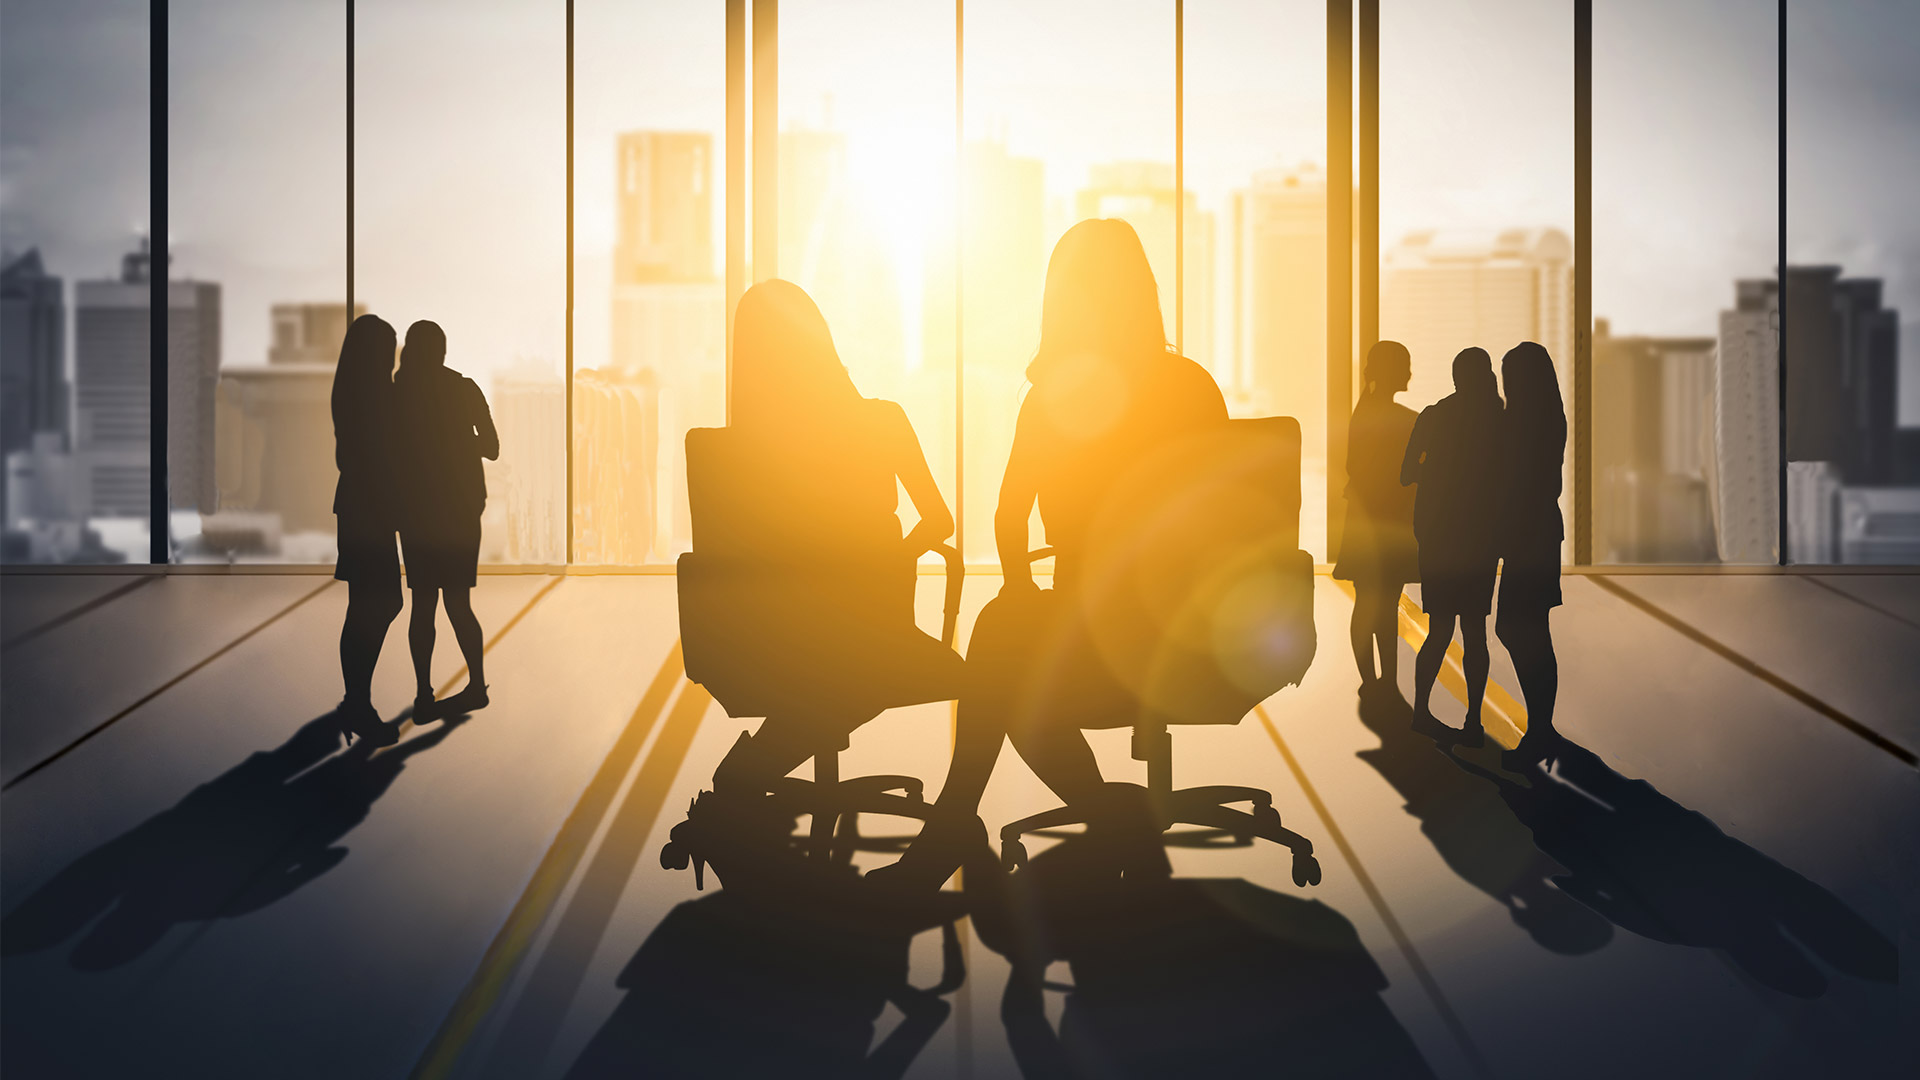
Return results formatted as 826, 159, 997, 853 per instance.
660, 840, 690, 872
1001, 838, 1029, 871
1291, 852, 1322, 887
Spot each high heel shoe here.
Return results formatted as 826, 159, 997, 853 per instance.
438, 682, 489, 717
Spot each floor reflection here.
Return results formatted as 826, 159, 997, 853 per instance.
2, 713, 456, 970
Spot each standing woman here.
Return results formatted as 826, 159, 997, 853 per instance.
331, 314, 403, 741
1496, 341, 1566, 766
393, 320, 498, 721
1333, 340, 1419, 696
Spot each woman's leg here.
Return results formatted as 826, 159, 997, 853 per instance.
1373, 584, 1404, 688
1350, 581, 1378, 684
442, 586, 486, 691
929, 694, 1008, 816
340, 578, 403, 705
1460, 615, 1490, 733
408, 586, 439, 700
1413, 611, 1453, 722
1004, 720, 1106, 809
712, 717, 823, 794
1499, 608, 1558, 743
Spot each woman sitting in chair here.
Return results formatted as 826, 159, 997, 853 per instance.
892, 219, 1230, 887
701, 279, 963, 797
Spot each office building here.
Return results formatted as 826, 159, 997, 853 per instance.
269, 303, 365, 366
491, 365, 565, 564
73, 242, 220, 520
614, 132, 715, 286
573, 366, 659, 564
212, 361, 333, 538
1381, 227, 1572, 411
1592, 321, 1718, 562
1234, 164, 1326, 436
1075, 162, 1215, 375
2, 249, 68, 527
1714, 279, 1780, 564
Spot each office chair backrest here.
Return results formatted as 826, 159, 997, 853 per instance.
1076, 415, 1315, 726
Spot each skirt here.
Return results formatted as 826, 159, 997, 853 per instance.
334, 510, 401, 592
1497, 536, 1564, 616
1416, 541, 1498, 619
401, 517, 482, 591
1332, 505, 1419, 586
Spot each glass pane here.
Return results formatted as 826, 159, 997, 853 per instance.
1188, 0, 1326, 557
1593, 1, 1777, 565
357, 0, 565, 566
963, 0, 1175, 564
781, 0, 956, 562
1, 1, 151, 564
1787, 0, 1919, 564
169, 0, 345, 564
1382, 0, 1574, 562
574, 1, 725, 566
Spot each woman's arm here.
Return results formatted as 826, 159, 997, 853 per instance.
890, 406, 954, 555
996, 402, 1045, 591
469, 381, 500, 461
1399, 409, 1429, 488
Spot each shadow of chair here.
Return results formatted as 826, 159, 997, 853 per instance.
662, 425, 966, 885
992, 417, 1322, 886
976, 832, 1435, 1080
562, 865, 968, 1080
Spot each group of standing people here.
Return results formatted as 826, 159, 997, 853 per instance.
1335, 339, 1566, 766
331, 316, 499, 744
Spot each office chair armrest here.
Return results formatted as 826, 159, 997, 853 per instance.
928, 542, 965, 648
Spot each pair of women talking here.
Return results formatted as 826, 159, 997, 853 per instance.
710, 218, 1227, 890
331, 317, 499, 744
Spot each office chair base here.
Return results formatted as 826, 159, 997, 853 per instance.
997, 784, 1319, 885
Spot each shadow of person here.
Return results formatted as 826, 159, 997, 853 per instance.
1353, 685, 1612, 955
562, 860, 968, 1080
1457, 738, 1897, 998
1, 713, 459, 970
972, 834, 1435, 1080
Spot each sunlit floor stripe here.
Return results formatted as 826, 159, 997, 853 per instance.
0, 578, 337, 794
1, 574, 158, 653
1255, 704, 1496, 1080
409, 643, 706, 1080
1333, 580, 1528, 748
1590, 575, 1917, 768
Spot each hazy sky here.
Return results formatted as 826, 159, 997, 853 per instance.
3, 0, 1916, 422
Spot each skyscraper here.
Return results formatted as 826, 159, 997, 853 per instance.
73, 242, 220, 522
1592, 320, 1718, 562
1075, 162, 1215, 375
1234, 164, 1325, 429
1782, 266, 1900, 485
2, 248, 67, 518
1714, 279, 1780, 564
1381, 228, 1573, 411
490, 364, 564, 564
606, 131, 724, 563
269, 303, 365, 366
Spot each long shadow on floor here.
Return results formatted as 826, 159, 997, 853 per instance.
1461, 736, 1899, 999
975, 834, 1436, 1080
1, 712, 458, 971
1354, 687, 1614, 956
562, 863, 968, 1080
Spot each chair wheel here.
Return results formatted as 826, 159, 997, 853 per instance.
1292, 852, 1322, 887
660, 841, 690, 872
1002, 838, 1029, 871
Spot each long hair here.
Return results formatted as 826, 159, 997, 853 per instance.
331, 313, 396, 436
1027, 218, 1171, 385
730, 279, 862, 430
1501, 340, 1567, 453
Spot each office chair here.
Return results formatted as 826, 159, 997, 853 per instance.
994, 417, 1323, 887
661, 426, 966, 888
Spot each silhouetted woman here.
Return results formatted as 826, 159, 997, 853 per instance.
1333, 340, 1419, 695
704, 279, 961, 793
392, 320, 497, 721
1496, 341, 1566, 765
894, 219, 1229, 887
331, 313, 402, 741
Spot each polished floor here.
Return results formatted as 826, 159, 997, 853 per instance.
1, 568, 1913, 1078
